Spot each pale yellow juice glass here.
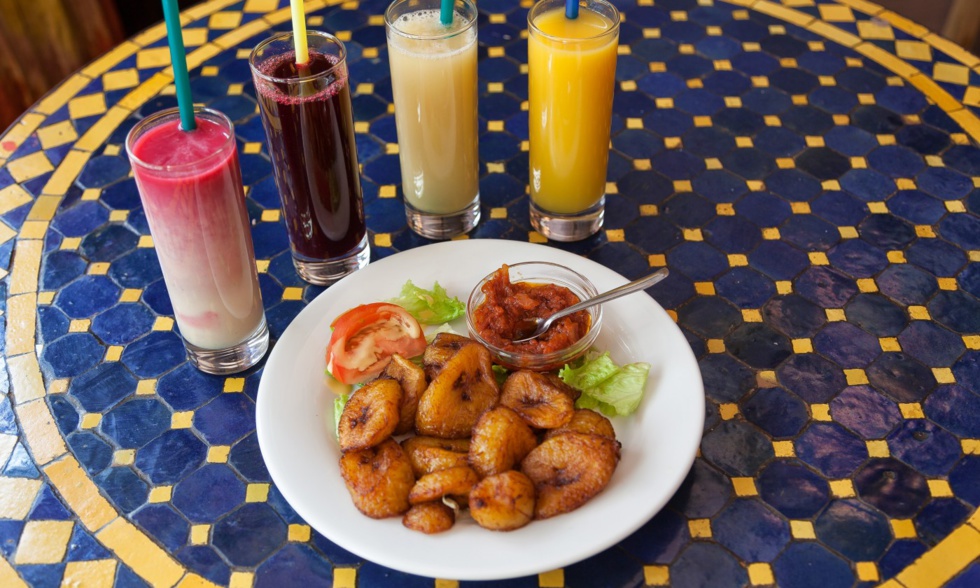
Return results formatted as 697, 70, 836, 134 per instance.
528, 0, 619, 241
386, 0, 480, 239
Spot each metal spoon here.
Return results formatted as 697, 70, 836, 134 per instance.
510, 267, 670, 343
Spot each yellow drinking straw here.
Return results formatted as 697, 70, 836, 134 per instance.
291, 0, 309, 64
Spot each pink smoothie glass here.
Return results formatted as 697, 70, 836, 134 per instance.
126, 107, 269, 374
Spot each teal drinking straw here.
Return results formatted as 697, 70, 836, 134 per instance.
440, 0, 453, 25
161, 0, 196, 131
566, 0, 579, 19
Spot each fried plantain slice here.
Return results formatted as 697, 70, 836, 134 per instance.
416, 343, 500, 438
408, 465, 480, 505
520, 432, 620, 519
402, 501, 456, 534
468, 406, 538, 478
340, 438, 415, 518
422, 332, 474, 380
381, 354, 427, 435
469, 471, 536, 531
402, 443, 470, 478
338, 378, 403, 452
501, 370, 577, 429
545, 409, 616, 441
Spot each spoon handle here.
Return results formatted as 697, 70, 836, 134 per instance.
553, 267, 670, 321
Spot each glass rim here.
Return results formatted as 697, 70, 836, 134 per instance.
528, 0, 621, 43
248, 30, 348, 85
125, 107, 236, 173
384, 0, 478, 41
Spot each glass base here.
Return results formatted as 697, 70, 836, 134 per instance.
293, 233, 371, 286
185, 316, 270, 375
529, 197, 605, 242
405, 194, 480, 240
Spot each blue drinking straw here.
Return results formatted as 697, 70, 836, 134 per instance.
161, 0, 196, 131
440, 0, 453, 25
566, 0, 579, 19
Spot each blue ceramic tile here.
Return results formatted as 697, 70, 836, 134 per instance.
76, 155, 131, 189
134, 429, 207, 485
38, 306, 69, 346
700, 420, 775, 476
742, 387, 808, 438
66, 431, 113, 474
925, 385, 980, 437
90, 304, 154, 346
940, 214, 980, 253
173, 464, 246, 523
888, 189, 946, 224
876, 86, 928, 116
101, 398, 170, 449
796, 423, 867, 478
132, 504, 190, 552
831, 385, 902, 439
18, 564, 67, 588
156, 363, 223, 411
797, 51, 846, 76
724, 19, 770, 44
764, 294, 826, 338
948, 561, 980, 588
30, 485, 72, 520
40, 251, 88, 290
94, 466, 148, 514
613, 129, 663, 159
702, 70, 750, 96
812, 322, 880, 368
678, 297, 741, 339
735, 192, 791, 227
876, 264, 938, 306
896, 125, 950, 155
619, 508, 689, 564
55, 275, 120, 319
741, 87, 791, 115
636, 72, 687, 98
177, 545, 231, 585
3, 443, 40, 478
195, 393, 256, 446
105, 249, 163, 290
753, 127, 806, 157
840, 169, 897, 202
667, 242, 729, 281
692, 170, 749, 204
667, 55, 714, 81
760, 33, 808, 57
562, 547, 645, 587
720, 147, 774, 180
80, 225, 139, 263
851, 105, 903, 135
781, 215, 840, 251
699, 354, 754, 404
888, 419, 961, 476
963, 263, 980, 299
255, 544, 334, 588
773, 542, 854, 588
121, 332, 187, 378
714, 108, 766, 136
0, 521, 23, 559
916, 498, 970, 545
780, 105, 834, 136
212, 503, 287, 566
680, 126, 737, 158
854, 458, 930, 518
795, 266, 857, 308
716, 267, 775, 308
651, 150, 706, 180
930, 290, 980, 334
778, 353, 846, 403
867, 352, 937, 403
668, 459, 732, 519
824, 125, 878, 156
867, 145, 925, 178
726, 323, 791, 369
949, 456, 980, 506
757, 460, 830, 518
944, 144, 980, 175
40, 333, 104, 378
65, 525, 111, 561
671, 542, 750, 587
898, 321, 965, 367
815, 499, 891, 560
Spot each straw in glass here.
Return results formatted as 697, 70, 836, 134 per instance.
161, 0, 195, 130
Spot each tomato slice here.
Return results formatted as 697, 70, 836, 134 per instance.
326, 302, 427, 385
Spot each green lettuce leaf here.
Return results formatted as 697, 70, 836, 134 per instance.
333, 393, 349, 439
559, 352, 650, 416
388, 281, 465, 325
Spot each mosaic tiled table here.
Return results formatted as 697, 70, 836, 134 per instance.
2, 0, 980, 586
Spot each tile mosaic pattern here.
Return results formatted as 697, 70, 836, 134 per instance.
1, 0, 980, 586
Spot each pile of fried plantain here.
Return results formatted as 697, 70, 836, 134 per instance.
337, 333, 621, 534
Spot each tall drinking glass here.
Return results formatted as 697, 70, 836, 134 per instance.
249, 31, 370, 285
126, 107, 269, 374
385, 0, 480, 239
528, 0, 620, 241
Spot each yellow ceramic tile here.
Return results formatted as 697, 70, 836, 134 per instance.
19, 397, 68, 465
529, 232, 548, 244
488, 207, 507, 220
688, 519, 712, 538
190, 524, 210, 545
705, 157, 723, 169
933, 367, 955, 384
136, 379, 157, 396
742, 309, 762, 322
780, 58, 798, 69
49, 379, 69, 394
538, 569, 563, 588
839, 226, 859, 239
897, 524, 980, 588
209, 11, 242, 29
866, 440, 890, 458
790, 202, 810, 214
148, 486, 172, 503
68, 93, 108, 120
620, 79, 637, 91
811, 404, 832, 421
718, 403, 738, 419
856, 278, 878, 293
113, 449, 136, 466
44, 455, 115, 529
289, 524, 312, 542
728, 254, 748, 266
735, 136, 753, 148
37, 121, 79, 150
879, 337, 901, 352
644, 565, 670, 586
664, 137, 683, 149
762, 228, 780, 240
229, 572, 254, 588
487, 120, 504, 132
7, 293, 37, 355
733, 477, 758, 496
909, 305, 931, 320
844, 369, 869, 385
891, 519, 917, 539
829, 479, 855, 498
855, 562, 879, 582
109, 210, 129, 222
915, 225, 936, 238
171, 411, 194, 429
764, 115, 781, 126
375, 233, 392, 247
9, 350, 46, 405
934, 62, 971, 85
964, 335, 980, 350
606, 182, 619, 194
790, 520, 815, 539
757, 370, 778, 388
15, 520, 74, 564
694, 282, 715, 295
683, 228, 702, 241
247, 483, 271, 502
822, 179, 841, 191
748, 563, 774, 586
38, 291, 56, 305
900, 403, 925, 419
486, 162, 505, 173
282, 287, 304, 301
808, 252, 829, 265
687, 79, 703, 89
946, 201, 967, 213
606, 229, 625, 242
928, 479, 953, 498
717, 203, 735, 216
0, 184, 33, 216
61, 559, 117, 588
777, 158, 795, 169
791, 95, 808, 105
80, 413, 103, 429
334, 568, 358, 588
857, 20, 894, 40
7, 151, 54, 183
938, 277, 959, 290
772, 440, 795, 457
833, 114, 850, 125
633, 159, 652, 171
776, 281, 792, 294
792, 338, 812, 353
648, 254, 667, 267
963, 439, 980, 455
0, 477, 43, 519
152, 317, 174, 331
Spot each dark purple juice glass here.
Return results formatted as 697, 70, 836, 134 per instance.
250, 31, 369, 285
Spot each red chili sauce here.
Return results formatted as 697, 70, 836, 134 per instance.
473, 265, 590, 354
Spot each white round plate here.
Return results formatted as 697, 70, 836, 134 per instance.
256, 239, 704, 581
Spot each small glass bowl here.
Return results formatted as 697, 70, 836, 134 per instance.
466, 262, 602, 371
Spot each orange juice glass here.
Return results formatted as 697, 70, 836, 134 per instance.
528, 0, 619, 241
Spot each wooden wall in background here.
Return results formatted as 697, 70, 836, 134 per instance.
0, 0, 124, 132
